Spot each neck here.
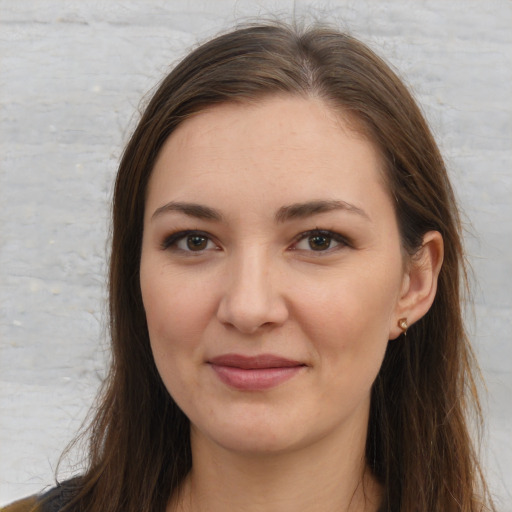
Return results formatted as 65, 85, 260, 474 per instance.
169, 423, 382, 512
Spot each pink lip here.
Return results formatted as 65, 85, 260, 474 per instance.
208, 354, 306, 391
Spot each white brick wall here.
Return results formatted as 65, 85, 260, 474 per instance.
1, 0, 511, 508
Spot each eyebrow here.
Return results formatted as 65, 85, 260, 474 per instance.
275, 200, 370, 223
151, 201, 223, 221
151, 199, 370, 223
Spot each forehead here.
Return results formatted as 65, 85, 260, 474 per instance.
162, 95, 373, 154
146, 96, 390, 218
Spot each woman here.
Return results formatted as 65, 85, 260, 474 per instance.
4, 22, 495, 512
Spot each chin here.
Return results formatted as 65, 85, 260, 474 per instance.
190, 410, 321, 457
206, 431, 304, 456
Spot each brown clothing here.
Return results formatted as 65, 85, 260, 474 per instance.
0, 496, 39, 512
1, 479, 80, 512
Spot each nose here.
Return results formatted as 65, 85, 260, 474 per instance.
216, 249, 289, 334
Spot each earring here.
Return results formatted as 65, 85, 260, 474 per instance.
398, 318, 408, 336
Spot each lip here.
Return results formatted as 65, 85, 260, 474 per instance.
208, 354, 306, 391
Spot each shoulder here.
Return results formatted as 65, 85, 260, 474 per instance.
1, 479, 82, 512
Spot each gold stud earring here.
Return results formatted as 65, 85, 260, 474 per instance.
398, 318, 408, 336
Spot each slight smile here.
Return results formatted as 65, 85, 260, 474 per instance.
208, 354, 307, 391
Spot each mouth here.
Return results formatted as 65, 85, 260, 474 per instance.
207, 354, 306, 391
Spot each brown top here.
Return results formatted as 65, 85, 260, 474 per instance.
0, 496, 39, 512
1, 479, 80, 512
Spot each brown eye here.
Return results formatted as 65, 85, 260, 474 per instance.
293, 229, 348, 253
308, 234, 332, 251
162, 231, 217, 252
186, 235, 208, 251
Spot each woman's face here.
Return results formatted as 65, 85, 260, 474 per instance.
140, 96, 408, 455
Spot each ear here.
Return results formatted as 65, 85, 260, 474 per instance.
389, 231, 444, 339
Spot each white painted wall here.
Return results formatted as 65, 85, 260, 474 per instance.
1, 0, 511, 508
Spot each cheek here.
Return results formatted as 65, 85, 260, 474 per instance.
140, 260, 225, 405
140, 264, 208, 401
294, 266, 400, 377
141, 261, 212, 344
298, 267, 399, 337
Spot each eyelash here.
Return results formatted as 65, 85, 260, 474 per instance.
160, 229, 350, 254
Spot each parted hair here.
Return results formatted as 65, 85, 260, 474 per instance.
53, 22, 493, 512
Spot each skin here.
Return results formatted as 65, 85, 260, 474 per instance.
140, 95, 443, 511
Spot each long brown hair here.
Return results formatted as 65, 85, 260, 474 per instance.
57, 23, 494, 512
